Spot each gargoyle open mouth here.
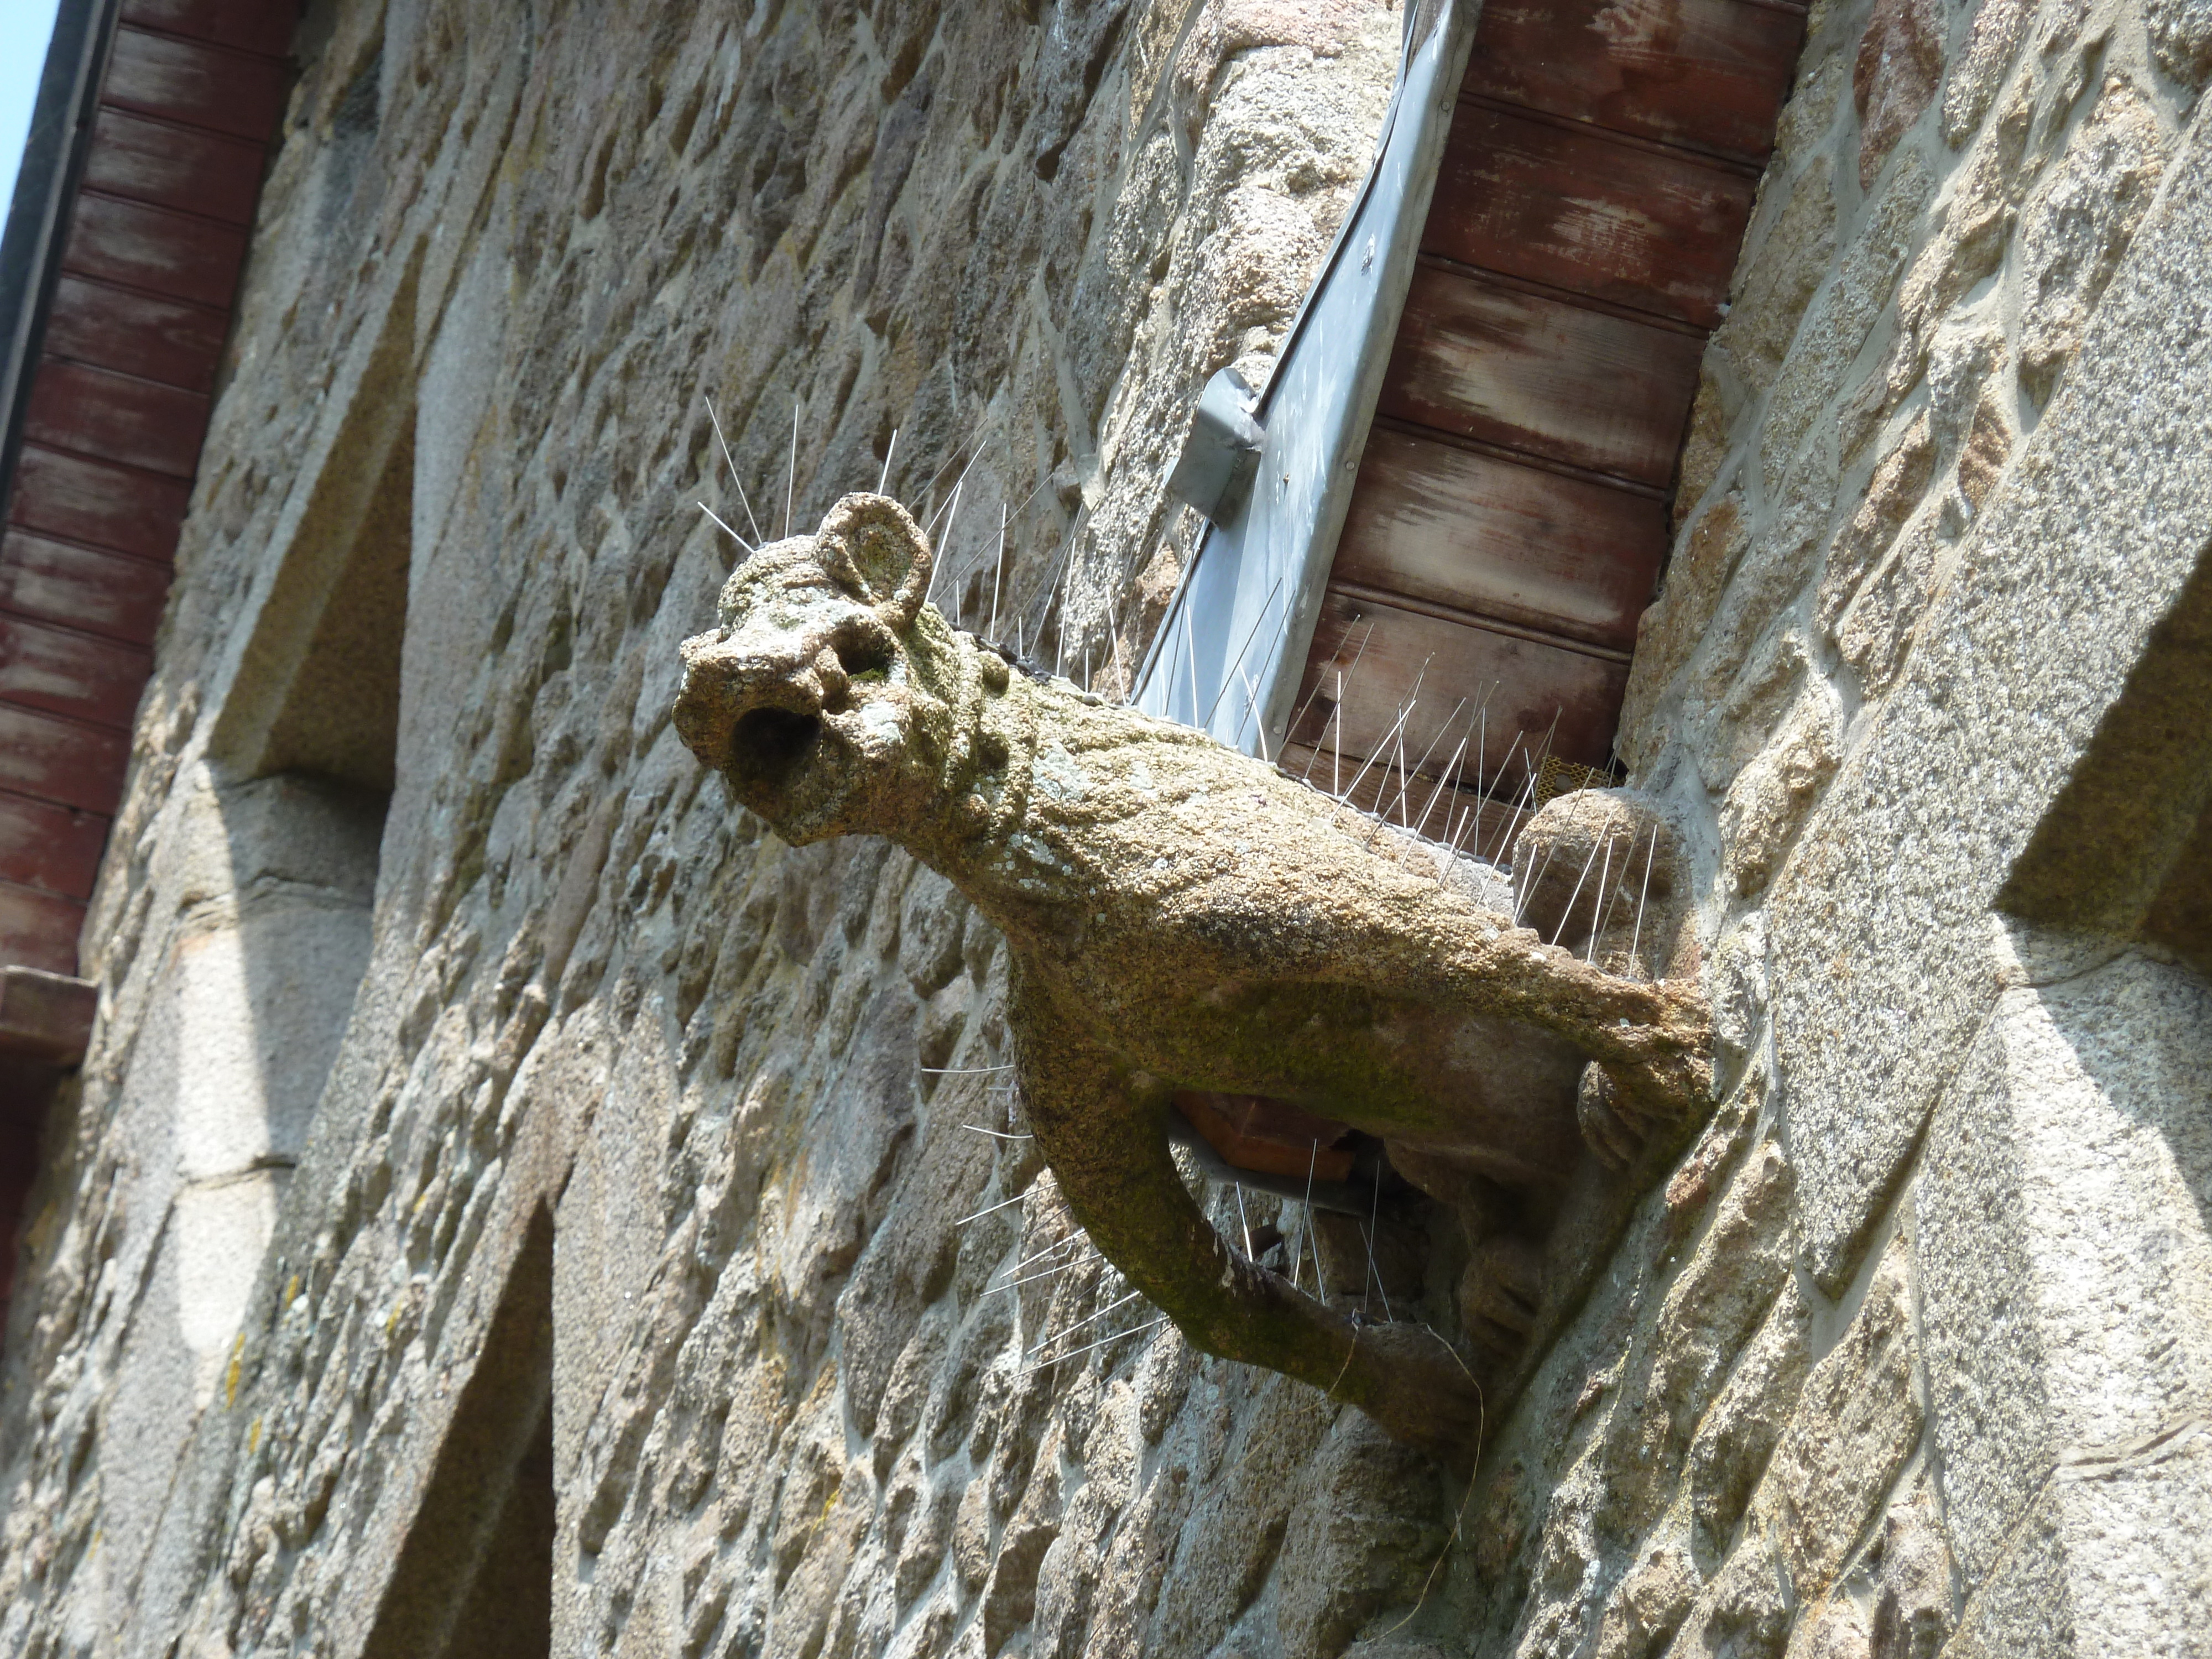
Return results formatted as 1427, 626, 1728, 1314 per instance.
728, 705, 822, 787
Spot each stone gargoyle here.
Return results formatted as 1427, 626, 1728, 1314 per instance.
672, 493, 1711, 1463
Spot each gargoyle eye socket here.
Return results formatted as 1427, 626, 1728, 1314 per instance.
833, 625, 895, 682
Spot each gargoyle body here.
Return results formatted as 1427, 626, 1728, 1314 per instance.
674, 495, 1710, 1462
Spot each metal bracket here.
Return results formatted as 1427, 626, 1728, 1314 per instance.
1166, 367, 1265, 526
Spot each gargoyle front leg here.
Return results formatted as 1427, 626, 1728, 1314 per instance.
1008, 969, 1487, 1469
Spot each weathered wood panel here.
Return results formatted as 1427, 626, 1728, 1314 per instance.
0, 617, 153, 731
1426, 103, 1756, 327
1464, 0, 1806, 161
0, 881, 86, 977
0, 706, 131, 815
24, 362, 211, 479
0, 531, 173, 645
0, 792, 109, 900
7, 446, 192, 561
84, 108, 268, 226
1284, 592, 1629, 793
1332, 425, 1666, 649
62, 191, 249, 309
104, 27, 289, 142
1381, 262, 1706, 484
40, 275, 227, 393
121, 0, 296, 55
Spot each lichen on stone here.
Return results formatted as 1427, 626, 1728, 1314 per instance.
674, 494, 1713, 1463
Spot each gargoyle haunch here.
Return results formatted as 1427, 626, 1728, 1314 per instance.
673, 493, 1711, 1462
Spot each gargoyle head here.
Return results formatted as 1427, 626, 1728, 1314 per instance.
674, 493, 961, 843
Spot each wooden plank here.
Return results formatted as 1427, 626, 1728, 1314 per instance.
40, 274, 227, 393
0, 881, 86, 977
1382, 262, 1706, 485
6, 445, 191, 562
0, 794, 109, 900
23, 361, 211, 480
1285, 593, 1628, 793
0, 617, 154, 731
83, 107, 269, 226
0, 530, 173, 646
1464, 0, 1806, 163
1175, 1092, 1357, 1182
1332, 425, 1666, 650
122, 0, 297, 57
0, 706, 132, 815
1425, 103, 1756, 328
104, 26, 290, 142
61, 192, 249, 310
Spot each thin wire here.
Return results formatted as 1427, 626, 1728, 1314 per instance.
1294, 1141, 1318, 1292
1354, 1168, 1371, 1327
1402, 695, 1472, 825
924, 479, 967, 608
924, 1063, 1014, 1074
1181, 594, 1201, 726
961, 1125, 1033, 1141
1284, 619, 1375, 765
1587, 829, 1618, 963
697, 502, 753, 552
1332, 672, 1344, 797
1548, 822, 1609, 947
1630, 820, 1660, 979
703, 397, 765, 543
1339, 659, 1432, 805
1235, 1183, 1254, 1258
954, 1191, 1029, 1227
1027, 1287, 1147, 1358
1000, 1232, 1086, 1279
878, 427, 899, 494
988, 503, 1007, 640
1019, 1317, 1168, 1376
1201, 577, 1287, 730
784, 399, 799, 539
989, 1249, 1102, 1294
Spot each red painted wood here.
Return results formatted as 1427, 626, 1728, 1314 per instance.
0, 617, 153, 732
1425, 104, 1757, 328
1175, 1092, 1357, 1182
84, 108, 268, 226
1382, 262, 1707, 486
0, 792, 109, 900
0, 881, 85, 977
1465, 0, 1807, 162
0, 706, 131, 815
23, 361, 211, 480
121, 0, 297, 58
104, 27, 290, 143
39, 275, 227, 394
6, 446, 191, 563
1332, 425, 1667, 650
0, 530, 172, 646
1286, 592, 1629, 791
61, 191, 249, 310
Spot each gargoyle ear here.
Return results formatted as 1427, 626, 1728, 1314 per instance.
817, 492, 932, 625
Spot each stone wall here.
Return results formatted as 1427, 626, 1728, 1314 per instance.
2, 0, 2209, 1656
1460, 0, 2212, 1651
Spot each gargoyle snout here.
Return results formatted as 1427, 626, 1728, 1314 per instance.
673, 632, 832, 792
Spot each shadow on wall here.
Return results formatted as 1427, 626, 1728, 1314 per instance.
89, 369, 417, 1587
1911, 540, 2212, 1639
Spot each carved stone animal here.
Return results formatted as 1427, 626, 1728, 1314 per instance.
672, 494, 1711, 1462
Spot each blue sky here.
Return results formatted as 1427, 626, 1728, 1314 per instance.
2, 0, 64, 225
